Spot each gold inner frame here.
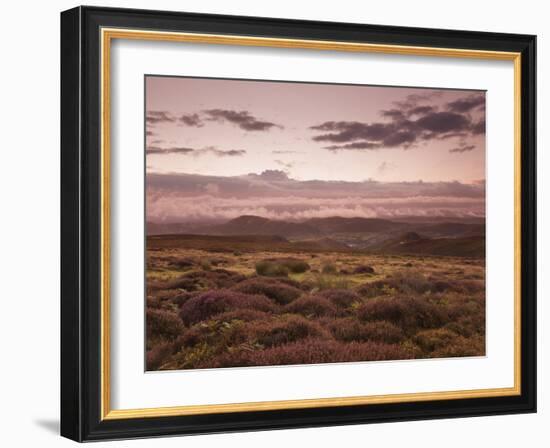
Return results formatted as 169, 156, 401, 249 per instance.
100, 27, 522, 420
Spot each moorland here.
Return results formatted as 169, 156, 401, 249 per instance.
146, 215, 485, 370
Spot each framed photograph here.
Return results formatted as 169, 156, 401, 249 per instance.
60, 6, 536, 441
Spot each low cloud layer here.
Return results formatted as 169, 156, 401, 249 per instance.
147, 171, 485, 223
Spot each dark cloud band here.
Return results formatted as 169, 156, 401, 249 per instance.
146, 145, 246, 157
311, 92, 485, 152
204, 109, 282, 131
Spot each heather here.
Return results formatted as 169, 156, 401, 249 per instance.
146, 243, 485, 370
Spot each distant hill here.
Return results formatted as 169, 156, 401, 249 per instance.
147, 220, 227, 235
304, 216, 407, 234
147, 215, 485, 257
414, 222, 485, 238
207, 215, 321, 239
294, 237, 351, 252
375, 232, 485, 257
147, 233, 351, 253
200, 215, 409, 239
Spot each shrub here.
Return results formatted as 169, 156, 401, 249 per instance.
321, 263, 338, 274
353, 265, 375, 274
355, 280, 393, 298
444, 312, 485, 338
430, 280, 453, 293
175, 318, 249, 350
458, 280, 485, 294
232, 278, 303, 305
210, 309, 272, 323
148, 289, 198, 309
255, 260, 289, 277
431, 335, 485, 358
310, 273, 351, 291
162, 275, 200, 291
357, 296, 447, 334
197, 338, 414, 368
275, 276, 312, 291
323, 318, 405, 344
146, 342, 174, 370
427, 277, 485, 294
146, 295, 173, 311
386, 271, 432, 294
249, 315, 330, 347
318, 289, 362, 308
284, 295, 338, 317
285, 259, 310, 273
166, 257, 195, 270
170, 291, 199, 307
146, 308, 184, 341
164, 269, 246, 291
264, 258, 311, 274
413, 328, 459, 352
179, 290, 277, 326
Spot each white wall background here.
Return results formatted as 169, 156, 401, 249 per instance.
0, 0, 546, 446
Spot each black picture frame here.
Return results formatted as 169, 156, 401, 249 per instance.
61, 5, 536, 442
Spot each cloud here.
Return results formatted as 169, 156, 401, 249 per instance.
146, 145, 246, 157
248, 170, 290, 181
146, 172, 485, 222
147, 171, 484, 200
204, 183, 220, 194
377, 161, 397, 174
310, 92, 485, 151
179, 113, 203, 127
146, 146, 195, 155
471, 119, 485, 135
272, 150, 303, 154
446, 94, 485, 113
147, 193, 485, 223
325, 141, 381, 150
204, 109, 282, 131
206, 148, 247, 157
274, 160, 294, 170
408, 105, 436, 116
311, 120, 419, 151
415, 112, 471, 133
393, 91, 444, 110
146, 111, 175, 124
146, 130, 155, 136
450, 144, 476, 154
381, 109, 406, 120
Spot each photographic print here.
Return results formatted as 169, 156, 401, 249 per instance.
145, 76, 486, 371
61, 9, 536, 439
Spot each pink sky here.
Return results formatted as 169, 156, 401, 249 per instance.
145, 76, 485, 183
145, 76, 485, 223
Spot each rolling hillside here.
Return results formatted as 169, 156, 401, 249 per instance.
147, 215, 485, 257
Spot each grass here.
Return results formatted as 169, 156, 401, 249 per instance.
146, 243, 485, 371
